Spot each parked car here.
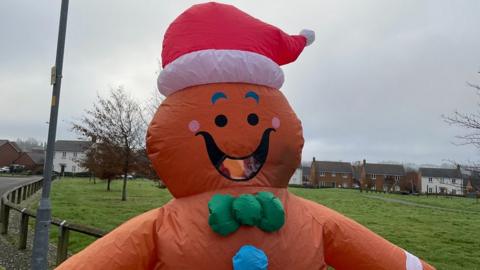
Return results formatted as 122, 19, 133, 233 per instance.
120, 174, 134, 180
0, 166, 10, 173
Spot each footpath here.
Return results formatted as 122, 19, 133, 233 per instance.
364, 195, 480, 214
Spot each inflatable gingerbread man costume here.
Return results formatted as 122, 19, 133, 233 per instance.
57, 3, 435, 270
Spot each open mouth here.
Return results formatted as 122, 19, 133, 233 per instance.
196, 128, 275, 181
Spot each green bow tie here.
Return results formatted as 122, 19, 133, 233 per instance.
208, 192, 285, 236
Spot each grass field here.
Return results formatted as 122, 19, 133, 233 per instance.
34, 178, 480, 270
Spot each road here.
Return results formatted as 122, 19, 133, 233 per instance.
0, 176, 42, 197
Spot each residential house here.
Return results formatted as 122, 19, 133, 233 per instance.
0, 140, 22, 167
310, 159, 354, 188
53, 140, 92, 175
14, 149, 45, 174
360, 160, 405, 192
419, 166, 463, 195
288, 166, 303, 186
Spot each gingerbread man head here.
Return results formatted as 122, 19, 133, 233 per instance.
147, 2, 314, 198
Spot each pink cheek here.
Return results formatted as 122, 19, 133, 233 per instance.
188, 120, 200, 133
272, 117, 280, 129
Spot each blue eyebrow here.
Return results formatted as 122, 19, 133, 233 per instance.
245, 91, 259, 103
211, 92, 227, 104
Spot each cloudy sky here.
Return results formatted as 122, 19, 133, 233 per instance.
1, 0, 480, 165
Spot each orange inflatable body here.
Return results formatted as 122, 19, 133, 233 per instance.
57, 84, 435, 270
57, 3, 435, 269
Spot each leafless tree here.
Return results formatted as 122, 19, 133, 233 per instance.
443, 77, 480, 148
73, 87, 146, 201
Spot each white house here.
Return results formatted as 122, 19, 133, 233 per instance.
289, 167, 303, 185
53, 140, 92, 175
419, 167, 463, 195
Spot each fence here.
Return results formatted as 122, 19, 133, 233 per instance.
0, 178, 106, 265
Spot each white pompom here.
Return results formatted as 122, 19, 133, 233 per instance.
300, 29, 315, 46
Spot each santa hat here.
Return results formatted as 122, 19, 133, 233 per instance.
158, 2, 315, 96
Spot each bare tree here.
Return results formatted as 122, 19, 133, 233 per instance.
443, 77, 480, 148
73, 87, 146, 201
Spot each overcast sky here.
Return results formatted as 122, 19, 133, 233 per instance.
1, 0, 480, 165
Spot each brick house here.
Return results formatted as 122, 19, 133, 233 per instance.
360, 160, 405, 192
14, 149, 45, 174
310, 158, 354, 188
0, 140, 22, 167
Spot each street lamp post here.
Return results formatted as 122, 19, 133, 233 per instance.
31, 0, 69, 269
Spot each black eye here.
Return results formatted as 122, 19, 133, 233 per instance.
215, 114, 228, 127
247, 113, 259, 126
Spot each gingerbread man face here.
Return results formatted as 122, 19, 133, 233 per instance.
147, 83, 303, 198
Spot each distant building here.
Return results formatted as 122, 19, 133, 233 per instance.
289, 166, 303, 186
360, 159, 405, 192
53, 140, 92, 175
419, 166, 463, 195
310, 159, 353, 188
14, 150, 45, 174
0, 140, 22, 167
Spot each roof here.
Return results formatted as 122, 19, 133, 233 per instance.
25, 152, 45, 165
419, 167, 462, 179
313, 161, 352, 174
0, 140, 21, 152
365, 163, 405, 176
55, 140, 92, 152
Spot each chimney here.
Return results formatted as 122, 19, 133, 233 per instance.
363, 159, 366, 167
313, 157, 316, 162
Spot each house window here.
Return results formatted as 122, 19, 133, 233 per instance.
73, 152, 78, 157
72, 166, 76, 173
371, 174, 376, 179
428, 177, 432, 183
452, 189, 456, 195
428, 187, 432, 193
452, 178, 456, 184
395, 176, 400, 181
320, 172, 325, 177
440, 178, 444, 184
62, 152, 66, 159
331, 172, 336, 177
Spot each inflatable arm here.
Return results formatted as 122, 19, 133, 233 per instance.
56, 209, 161, 270
320, 206, 435, 270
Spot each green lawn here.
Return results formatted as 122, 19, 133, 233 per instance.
36, 179, 480, 270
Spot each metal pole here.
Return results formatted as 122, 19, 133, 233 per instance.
31, 0, 69, 268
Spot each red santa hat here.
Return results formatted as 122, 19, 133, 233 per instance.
158, 2, 315, 96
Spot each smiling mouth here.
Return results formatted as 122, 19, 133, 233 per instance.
195, 128, 275, 181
